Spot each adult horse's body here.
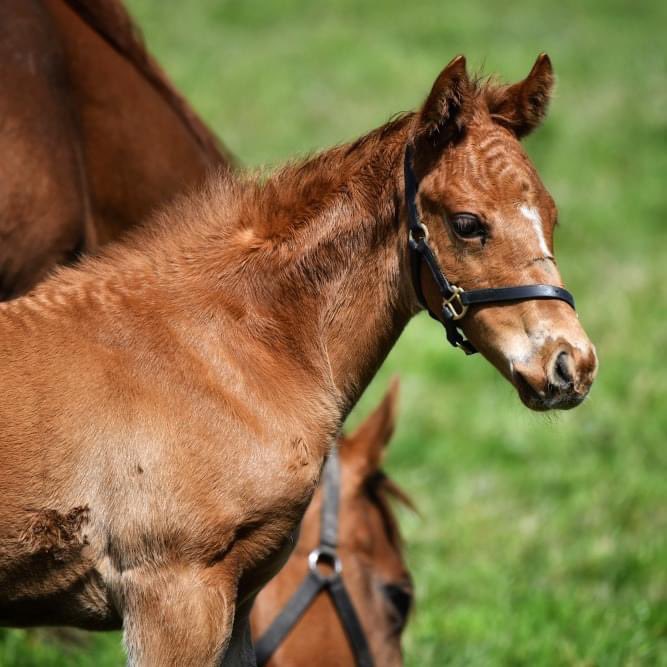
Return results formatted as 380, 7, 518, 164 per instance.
0, 0, 232, 300
0, 55, 597, 665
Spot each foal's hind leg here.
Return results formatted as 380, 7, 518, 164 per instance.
121, 565, 239, 667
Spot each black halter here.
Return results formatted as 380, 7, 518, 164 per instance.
254, 447, 373, 667
404, 142, 576, 355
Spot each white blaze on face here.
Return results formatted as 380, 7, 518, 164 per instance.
519, 205, 550, 257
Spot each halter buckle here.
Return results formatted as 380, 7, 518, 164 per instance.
442, 285, 468, 321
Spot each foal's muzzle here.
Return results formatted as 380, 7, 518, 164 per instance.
512, 342, 598, 411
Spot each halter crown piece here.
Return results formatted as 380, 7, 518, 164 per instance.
403, 142, 576, 355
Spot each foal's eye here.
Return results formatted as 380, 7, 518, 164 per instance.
448, 213, 486, 240
382, 582, 413, 633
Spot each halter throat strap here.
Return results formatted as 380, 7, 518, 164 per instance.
403, 142, 575, 355
254, 448, 374, 667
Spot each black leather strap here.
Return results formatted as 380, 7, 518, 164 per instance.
329, 577, 374, 667
254, 572, 326, 666
403, 142, 576, 355
460, 284, 575, 309
254, 448, 374, 667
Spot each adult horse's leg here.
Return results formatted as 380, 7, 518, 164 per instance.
121, 564, 238, 667
0, 0, 94, 299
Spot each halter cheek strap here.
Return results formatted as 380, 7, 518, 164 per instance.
254, 448, 374, 667
404, 142, 575, 355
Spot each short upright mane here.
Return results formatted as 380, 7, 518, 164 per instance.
63, 0, 234, 167
239, 112, 415, 241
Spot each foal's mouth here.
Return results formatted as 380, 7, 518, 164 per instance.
511, 367, 589, 411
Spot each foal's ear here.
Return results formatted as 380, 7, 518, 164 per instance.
487, 53, 555, 138
344, 378, 400, 476
417, 55, 471, 145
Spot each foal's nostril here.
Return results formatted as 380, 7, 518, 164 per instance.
552, 351, 574, 389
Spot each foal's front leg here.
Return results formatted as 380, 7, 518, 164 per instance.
121, 564, 239, 667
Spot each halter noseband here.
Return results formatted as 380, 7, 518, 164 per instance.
254, 447, 374, 667
404, 142, 575, 355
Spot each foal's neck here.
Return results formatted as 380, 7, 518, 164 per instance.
136, 116, 418, 422
241, 118, 416, 413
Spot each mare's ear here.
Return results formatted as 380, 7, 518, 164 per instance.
416, 55, 471, 146
486, 53, 554, 138
343, 378, 400, 478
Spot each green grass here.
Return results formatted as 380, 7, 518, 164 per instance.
2, 0, 666, 665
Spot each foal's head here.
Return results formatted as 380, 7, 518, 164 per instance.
251, 381, 413, 666
408, 54, 597, 410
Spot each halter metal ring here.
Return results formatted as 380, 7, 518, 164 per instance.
409, 221, 430, 244
308, 545, 342, 581
443, 285, 468, 320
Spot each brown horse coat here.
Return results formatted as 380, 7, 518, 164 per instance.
251, 381, 414, 667
0, 55, 596, 665
0, 0, 232, 299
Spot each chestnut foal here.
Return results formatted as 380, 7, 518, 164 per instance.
0, 55, 597, 665
0, 0, 231, 300
252, 381, 413, 667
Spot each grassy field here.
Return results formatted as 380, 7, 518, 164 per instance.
2, 0, 666, 665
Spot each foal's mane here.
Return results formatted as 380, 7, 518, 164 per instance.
62, 0, 234, 167
233, 112, 415, 241
44, 71, 514, 300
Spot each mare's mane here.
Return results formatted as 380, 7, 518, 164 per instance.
366, 471, 416, 553
62, 0, 233, 166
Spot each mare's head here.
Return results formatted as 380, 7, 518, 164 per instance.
407, 54, 597, 410
251, 381, 413, 666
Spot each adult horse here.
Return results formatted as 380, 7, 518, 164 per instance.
0, 54, 597, 665
0, 0, 232, 300
252, 381, 414, 667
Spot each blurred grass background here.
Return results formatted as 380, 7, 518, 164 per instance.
2, 0, 666, 665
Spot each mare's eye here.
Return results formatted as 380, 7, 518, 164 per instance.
449, 213, 486, 240
382, 582, 413, 633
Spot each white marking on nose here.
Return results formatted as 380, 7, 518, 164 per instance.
504, 330, 561, 376
519, 205, 550, 257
